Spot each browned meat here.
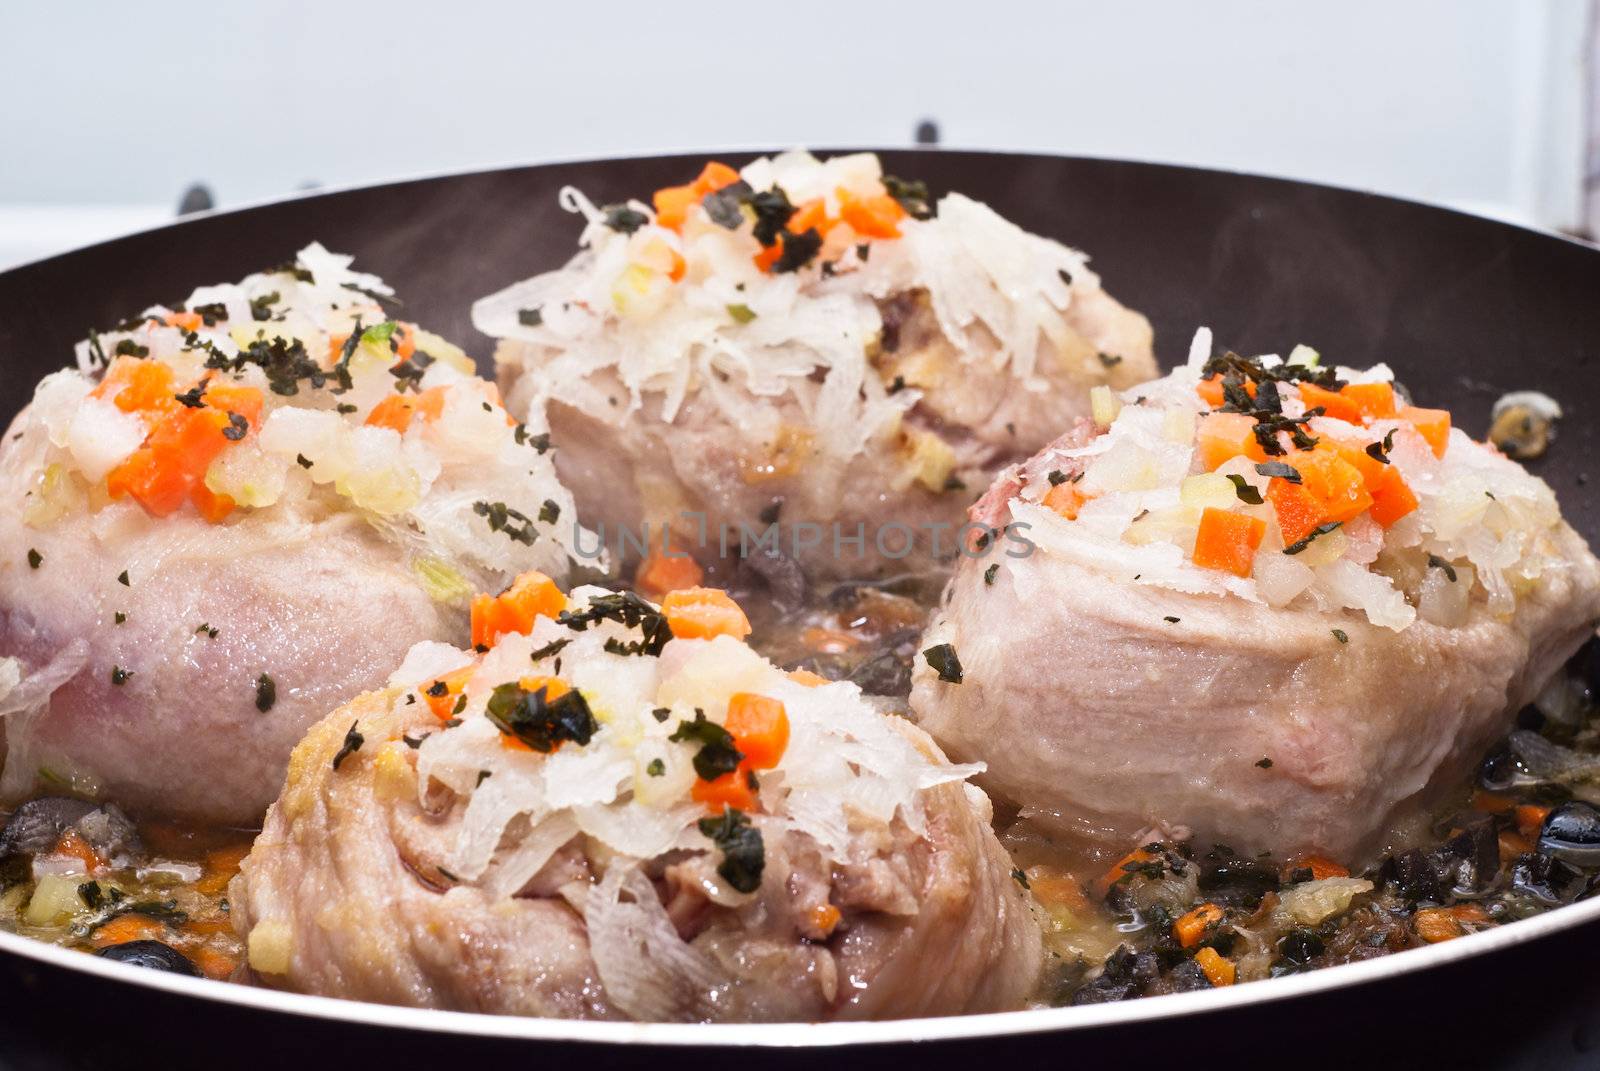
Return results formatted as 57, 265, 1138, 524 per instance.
233, 584, 1041, 1020
0, 499, 459, 824
909, 353, 1600, 862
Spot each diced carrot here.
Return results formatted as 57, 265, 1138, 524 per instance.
667, 248, 686, 283
188, 483, 237, 524
1471, 789, 1515, 814
1498, 829, 1534, 861
1043, 481, 1087, 520
724, 693, 789, 769
1366, 465, 1418, 527
652, 186, 697, 231
1345, 382, 1398, 420
367, 385, 449, 435
423, 666, 475, 721
183, 914, 235, 936
752, 242, 783, 273
1192, 508, 1266, 577
195, 842, 251, 896
837, 188, 905, 239
1400, 405, 1451, 458
1300, 381, 1396, 425
1291, 855, 1350, 880
1296, 449, 1373, 524
499, 676, 571, 752
660, 587, 752, 641
1515, 804, 1552, 839
53, 830, 102, 872
653, 161, 741, 230
1414, 908, 1460, 942
1174, 902, 1225, 949
470, 570, 568, 649
800, 626, 858, 654
365, 393, 416, 434
1194, 947, 1236, 987
105, 380, 263, 520
103, 358, 177, 415
1026, 868, 1092, 915
634, 547, 704, 599
1266, 448, 1372, 545
807, 903, 842, 938
1195, 412, 1265, 470
1091, 848, 1155, 899
1195, 374, 1255, 410
787, 198, 830, 237
91, 914, 168, 948
787, 669, 829, 687
694, 161, 741, 193
1266, 478, 1325, 547
191, 945, 240, 981
163, 311, 203, 332
691, 770, 758, 811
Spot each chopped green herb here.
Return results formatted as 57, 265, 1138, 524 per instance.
1332, 628, 1349, 644
923, 643, 963, 684
485, 681, 598, 753
117, 569, 129, 585
1427, 554, 1459, 583
114, 612, 126, 625
1163, 616, 1181, 624
255, 673, 277, 713
1048, 470, 1068, 486
1012, 867, 1031, 889
601, 204, 649, 234
882, 174, 934, 220
110, 666, 132, 686
984, 563, 999, 586
670, 711, 743, 781
1283, 522, 1343, 555
26, 549, 41, 569
296, 453, 313, 469
772, 228, 823, 273
697, 807, 764, 893
1098, 352, 1123, 368
1225, 474, 1265, 504
646, 759, 666, 777
529, 637, 571, 662
332, 722, 364, 770
726, 303, 757, 324
518, 307, 543, 327
701, 180, 755, 229
1255, 461, 1302, 484
1365, 429, 1396, 465
473, 500, 539, 545
538, 499, 561, 525
1255, 757, 1274, 769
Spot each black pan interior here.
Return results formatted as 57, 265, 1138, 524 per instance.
1, 150, 1596, 539
2, 151, 1600, 1069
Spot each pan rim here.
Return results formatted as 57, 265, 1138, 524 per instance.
1, 145, 1595, 285
2, 891, 1597, 1045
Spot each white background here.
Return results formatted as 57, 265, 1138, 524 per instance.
0, 1, 1592, 267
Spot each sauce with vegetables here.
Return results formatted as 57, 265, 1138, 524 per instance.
0, 566, 1596, 1003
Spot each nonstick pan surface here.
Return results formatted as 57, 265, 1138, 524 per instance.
1, 150, 1598, 1069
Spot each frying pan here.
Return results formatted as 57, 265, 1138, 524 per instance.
1, 151, 1598, 1070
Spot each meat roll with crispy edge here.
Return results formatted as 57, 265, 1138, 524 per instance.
233, 575, 1042, 1020
911, 330, 1600, 862
0, 245, 593, 823
474, 151, 1155, 584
